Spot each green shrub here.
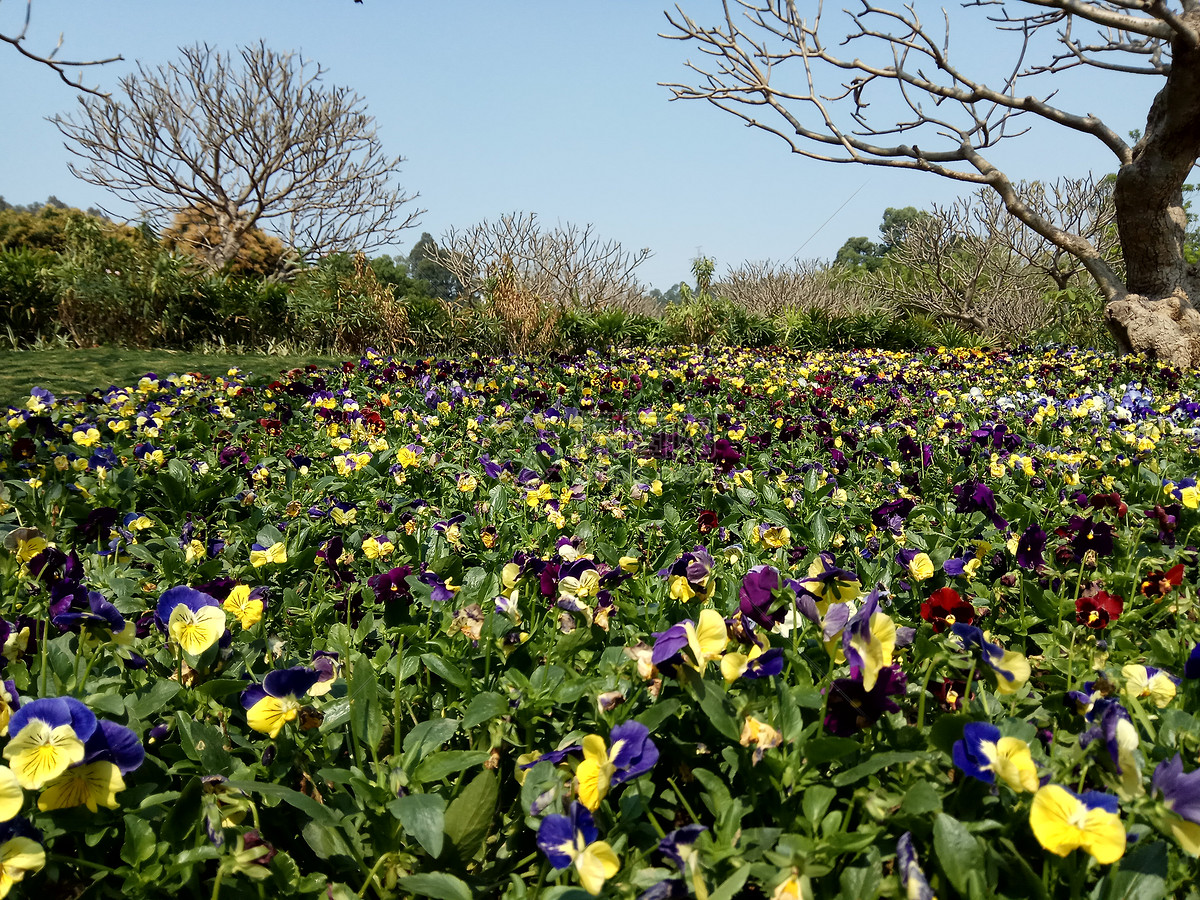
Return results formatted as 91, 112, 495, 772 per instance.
0, 248, 59, 345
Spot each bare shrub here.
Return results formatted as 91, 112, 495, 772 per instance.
866, 178, 1118, 340
432, 212, 654, 314
714, 258, 879, 317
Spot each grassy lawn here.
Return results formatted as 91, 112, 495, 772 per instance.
0, 347, 341, 409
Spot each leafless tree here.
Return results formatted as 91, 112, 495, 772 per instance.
862, 176, 1119, 337
52, 43, 422, 271
714, 257, 875, 315
432, 212, 654, 312
663, 1, 1200, 366
1, 0, 120, 95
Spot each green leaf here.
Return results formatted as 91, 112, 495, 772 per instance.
901, 781, 942, 817
928, 714, 973, 757
933, 813, 984, 896
708, 865, 752, 900
390, 793, 446, 858
693, 679, 739, 741
395, 873, 473, 900
413, 750, 491, 785
693, 768, 733, 817
803, 737, 861, 766
303, 820, 352, 860
463, 691, 510, 730
162, 777, 202, 845
121, 814, 156, 866
173, 712, 231, 771
320, 698, 352, 732
422, 653, 470, 691
636, 699, 681, 734
349, 652, 384, 752
403, 718, 461, 766
839, 857, 881, 900
810, 512, 831, 549
1098, 840, 1168, 900
802, 785, 837, 826
223, 779, 343, 827
270, 850, 302, 889
444, 769, 498, 862
191, 678, 248, 701
831, 751, 922, 787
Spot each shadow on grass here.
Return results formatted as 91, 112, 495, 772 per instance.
0, 347, 341, 409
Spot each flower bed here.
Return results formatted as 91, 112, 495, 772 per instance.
1, 345, 1199, 899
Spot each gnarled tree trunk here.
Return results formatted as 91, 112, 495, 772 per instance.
1106, 9, 1200, 367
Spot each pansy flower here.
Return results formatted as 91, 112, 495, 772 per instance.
1061, 516, 1115, 560
952, 722, 1038, 792
952, 479, 1008, 530
1029, 785, 1125, 863
576, 721, 658, 810
3, 528, 47, 566
824, 665, 906, 736
1140, 564, 1185, 600
51, 590, 126, 637
793, 552, 860, 612
1186, 643, 1200, 680
905, 551, 935, 582
0, 819, 45, 897
241, 667, 321, 738
739, 716, 782, 764
657, 547, 715, 603
1076, 588, 1123, 629
368, 565, 413, 606
842, 588, 897, 691
738, 565, 790, 628
223, 585, 268, 629
942, 543, 986, 580
896, 833, 934, 900
920, 587, 975, 633
418, 571, 461, 604
643, 825, 708, 899
39, 720, 144, 812
558, 560, 601, 610
308, 651, 340, 697
720, 642, 785, 683
156, 586, 225, 656
249, 541, 287, 568
0, 683, 18, 739
651, 609, 727, 674
1122, 664, 1178, 708
1151, 754, 1200, 855
1012, 524, 1047, 570
951, 624, 1030, 696
1079, 699, 1142, 797
536, 802, 620, 896
3, 697, 96, 790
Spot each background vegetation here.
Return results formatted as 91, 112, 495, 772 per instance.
4, 183, 1196, 363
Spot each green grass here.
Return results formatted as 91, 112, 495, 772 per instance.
0, 347, 341, 410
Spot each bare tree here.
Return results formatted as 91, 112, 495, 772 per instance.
52, 42, 422, 271
714, 257, 875, 316
663, 1, 1200, 366
1, 0, 120, 95
432, 212, 654, 312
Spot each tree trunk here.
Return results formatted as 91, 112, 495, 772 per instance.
1105, 9, 1200, 367
208, 207, 252, 271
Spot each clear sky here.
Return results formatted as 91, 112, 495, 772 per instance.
0, 1, 1156, 291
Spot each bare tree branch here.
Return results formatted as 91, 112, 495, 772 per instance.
432, 212, 654, 313
51, 42, 422, 269
0, 0, 121, 96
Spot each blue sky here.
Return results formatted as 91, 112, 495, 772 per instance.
0, 1, 1154, 290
